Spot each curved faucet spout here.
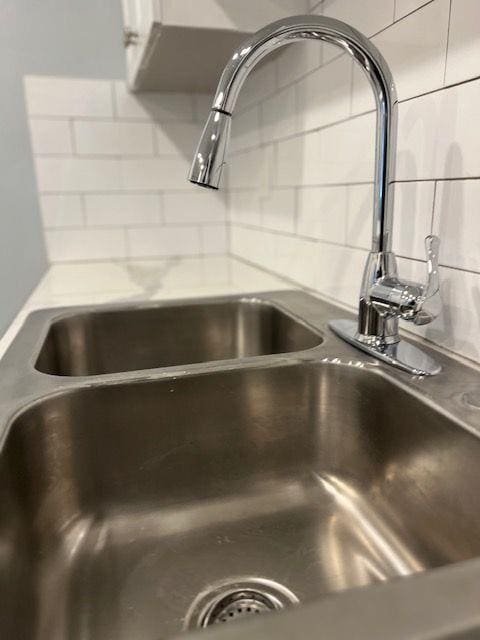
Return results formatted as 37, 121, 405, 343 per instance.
189, 14, 397, 254
189, 15, 441, 375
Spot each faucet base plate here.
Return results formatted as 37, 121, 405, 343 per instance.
329, 319, 441, 376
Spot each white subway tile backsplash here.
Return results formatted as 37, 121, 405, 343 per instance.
261, 188, 296, 232
231, 225, 272, 266
433, 179, 480, 271
319, 0, 395, 37
261, 85, 298, 143
229, 191, 262, 226
276, 42, 322, 88
229, 146, 274, 190
394, 0, 433, 20
350, 67, 376, 117
40, 194, 84, 228
24, 76, 113, 117
396, 78, 480, 180
392, 181, 435, 259
373, 0, 450, 101
232, 224, 318, 289
276, 131, 322, 186
27, 75, 230, 264
317, 112, 375, 184
74, 121, 155, 156
29, 119, 73, 155
315, 243, 368, 307
274, 234, 319, 289
352, 0, 450, 110
163, 191, 226, 224
231, 106, 261, 153
84, 194, 161, 226
297, 55, 352, 132
114, 82, 194, 121
395, 0, 431, 20
416, 264, 480, 363
120, 157, 189, 190
227, 0, 480, 366
297, 185, 348, 243
445, 0, 480, 85
345, 184, 373, 250
235, 60, 277, 112
200, 224, 228, 254
35, 157, 121, 192
155, 122, 202, 156
127, 225, 200, 258
46, 228, 126, 262
193, 94, 212, 123
351, 182, 433, 262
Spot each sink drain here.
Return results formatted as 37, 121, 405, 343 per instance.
204, 590, 277, 625
184, 577, 299, 630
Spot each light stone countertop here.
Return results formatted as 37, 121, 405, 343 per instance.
0, 256, 292, 361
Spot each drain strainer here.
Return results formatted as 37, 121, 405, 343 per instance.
204, 590, 277, 625
184, 577, 299, 630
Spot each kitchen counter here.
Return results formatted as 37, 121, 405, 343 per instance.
0, 256, 291, 361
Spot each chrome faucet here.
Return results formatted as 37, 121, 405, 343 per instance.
189, 15, 441, 376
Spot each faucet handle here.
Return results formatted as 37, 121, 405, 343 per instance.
369, 235, 441, 325
412, 235, 441, 325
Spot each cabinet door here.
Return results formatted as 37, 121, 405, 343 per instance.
122, 0, 161, 87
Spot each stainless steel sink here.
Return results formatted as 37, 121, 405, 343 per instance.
1, 291, 480, 640
35, 298, 322, 376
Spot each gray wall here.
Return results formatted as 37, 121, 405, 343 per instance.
0, 0, 125, 336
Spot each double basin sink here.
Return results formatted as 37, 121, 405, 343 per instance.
1, 291, 480, 639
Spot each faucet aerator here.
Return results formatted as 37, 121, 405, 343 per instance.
188, 179, 219, 191
189, 110, 231, 190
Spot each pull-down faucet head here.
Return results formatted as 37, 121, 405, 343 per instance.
189, 110, 231, 190
189, 15, 441, 376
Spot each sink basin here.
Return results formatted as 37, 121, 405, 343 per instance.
2, 362, 480, 640
35, 299, 322, 376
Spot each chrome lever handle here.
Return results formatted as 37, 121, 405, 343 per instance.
369, 235, 441, 325
412, 235, 441, 325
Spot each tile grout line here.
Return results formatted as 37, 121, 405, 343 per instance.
442, 0, 453, 86
231, 221, 480, 277
34, 176, 480, 206
430, 180, 438, 235
393, 0, 435, 23
235, 0, 439, 117
45, 221, 229, 232
232, 220, 370, 251
233, 68, 480, 161
111, 81, 118, 120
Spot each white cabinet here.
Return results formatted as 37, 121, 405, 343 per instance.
160, 0, 308, 32
122, 0, 161, 89
121, 0, 309, 92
